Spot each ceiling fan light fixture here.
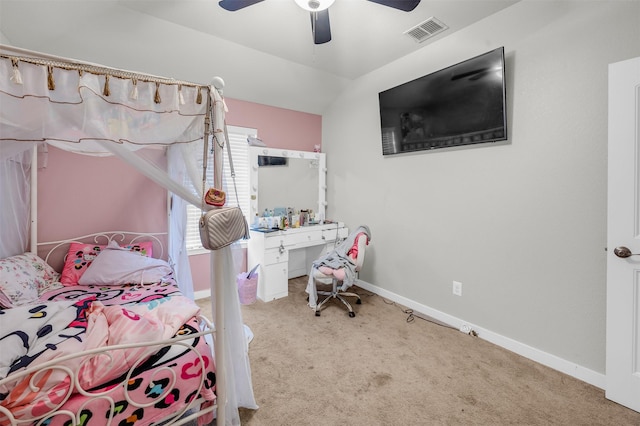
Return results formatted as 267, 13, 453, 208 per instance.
294, 0, 334, 12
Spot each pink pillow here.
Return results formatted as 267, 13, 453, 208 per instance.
59, 241, 153, 286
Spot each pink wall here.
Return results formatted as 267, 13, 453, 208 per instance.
190, 99, 322, 294
37, 146, 168, 268
224, 98, 321, 151
37, 98, 321, 294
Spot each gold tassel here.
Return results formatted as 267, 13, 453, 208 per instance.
103, 74, 111, 96
196, 86, 202, 104
130, 79, 138, 100
154, 82, 161, 104
47, 65, 55, 90
10, 59, 23, 85
178, 84, 185, 105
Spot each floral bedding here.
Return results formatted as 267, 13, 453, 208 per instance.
0, 281, 216, 426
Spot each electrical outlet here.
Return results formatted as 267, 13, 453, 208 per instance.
459, 324, 478, 336
452, 281, 462, 296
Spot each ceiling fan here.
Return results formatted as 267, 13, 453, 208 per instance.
218, 0, 421, 44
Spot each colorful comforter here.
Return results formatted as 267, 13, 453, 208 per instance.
0, 281, 216, 425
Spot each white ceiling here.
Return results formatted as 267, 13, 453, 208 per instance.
121, 0, 519, 79
1, 0, 518, 80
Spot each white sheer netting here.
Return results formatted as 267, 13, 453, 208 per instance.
0, 144, 32, 259
0, 48, 256, 425
0, 57, 206, 154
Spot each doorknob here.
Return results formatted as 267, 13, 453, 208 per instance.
614, 246, 640, 258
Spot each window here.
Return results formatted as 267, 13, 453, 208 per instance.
185, 126, 254, 253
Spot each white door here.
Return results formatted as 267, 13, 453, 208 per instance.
606, 56, 640, 411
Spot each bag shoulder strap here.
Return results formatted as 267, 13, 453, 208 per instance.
201, 96, 212, 217
221, 123, 241, 206
202, 91, 240, 209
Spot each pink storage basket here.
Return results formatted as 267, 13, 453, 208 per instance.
237, 273, 258, 305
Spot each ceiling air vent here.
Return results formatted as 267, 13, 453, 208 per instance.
404, 17, 448, 43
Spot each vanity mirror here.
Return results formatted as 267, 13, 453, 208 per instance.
248, 147, 326, 225
247, 147, 347, 301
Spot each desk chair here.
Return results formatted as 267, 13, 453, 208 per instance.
311, 228, 369, 317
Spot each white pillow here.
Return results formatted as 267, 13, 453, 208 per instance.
0, 252, 60, 308
77, 243, 172, 286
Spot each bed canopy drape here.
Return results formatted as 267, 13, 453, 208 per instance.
0, 45, 256, 425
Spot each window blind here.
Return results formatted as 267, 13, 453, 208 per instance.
184, 126, 254, 252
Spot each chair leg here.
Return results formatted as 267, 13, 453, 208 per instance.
313, 279, 361, 317
335, 293, 356, 317
314, 290, 333, 316
339, 291, 361, 304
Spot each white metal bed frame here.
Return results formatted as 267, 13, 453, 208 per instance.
1, 44, 236, 424
0, 231, 219, 426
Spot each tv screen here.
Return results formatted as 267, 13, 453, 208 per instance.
378, 47, 507, 155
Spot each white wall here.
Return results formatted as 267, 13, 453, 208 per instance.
322, 0, 640, 379
0, 1, 348, 115
0, 29, 10, 45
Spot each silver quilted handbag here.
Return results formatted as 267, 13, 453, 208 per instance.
198, 101, 249, 250
199, 206, 249, 250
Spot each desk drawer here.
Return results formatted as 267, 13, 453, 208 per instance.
322, 227, 348, 242
264, 249, 288, 265
263, 229, 325, 248
264, 235, 291, 249
287, 229, 323, 246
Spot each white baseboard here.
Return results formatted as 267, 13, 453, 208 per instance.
196, 278, 605, 389
194, 289, 211, 300
355, 279, 605, 390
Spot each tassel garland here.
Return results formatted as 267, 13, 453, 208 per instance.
3, 56, 206, 106
103, 74, 110, 96
178, 84, 185, 105
47, 65, 55, 90
130, 79, 138, 100
10, 59, 23, 85
154, 82, 161, 104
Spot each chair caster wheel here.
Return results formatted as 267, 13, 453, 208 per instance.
315, 311, 320, 317
348, 312, 355, 318
356, 299, 362, 304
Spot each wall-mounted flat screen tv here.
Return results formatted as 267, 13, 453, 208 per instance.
378, 47, 507, 155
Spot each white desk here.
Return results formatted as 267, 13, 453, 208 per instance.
247, 222, 348, 301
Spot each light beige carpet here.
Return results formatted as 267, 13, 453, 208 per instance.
197, 277, 640, 425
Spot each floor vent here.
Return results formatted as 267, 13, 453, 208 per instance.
404, 17, 448, 43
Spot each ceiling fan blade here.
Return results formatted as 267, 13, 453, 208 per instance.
218, 0, 264, 12
311, 10, 331, 45
367, 0, 420, 12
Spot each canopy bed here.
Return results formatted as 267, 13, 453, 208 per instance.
0, 45, 256, 425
